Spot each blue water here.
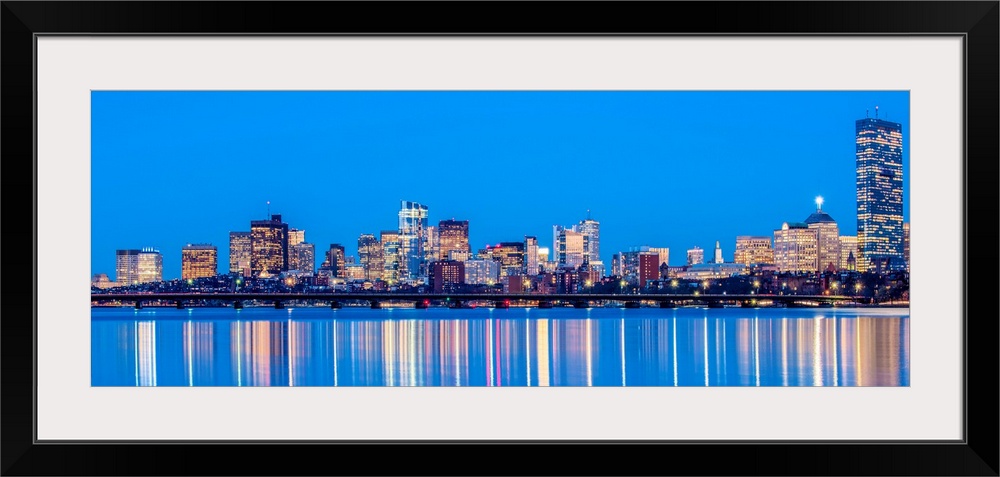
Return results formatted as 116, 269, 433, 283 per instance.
91, 306, 909, 386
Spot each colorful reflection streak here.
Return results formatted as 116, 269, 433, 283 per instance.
92, 307, 909, 386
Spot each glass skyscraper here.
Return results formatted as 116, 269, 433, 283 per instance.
398, 200, 429, 281
856, 115, 904, 272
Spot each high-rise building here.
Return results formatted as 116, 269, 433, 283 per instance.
464, 259, 500, 285
734, 236, 773, 267
358, 233, 384, 281
687, 247, 704, 266
575, 215, 601, 265
137, 248, 163, 283
288, 228, 305, 247
903, 222, 910, 273
289, 242, 315, 274
380, 230, 402, 284
524, 236, 539, 275
228, 231, 252, 276
773, 222, 818, 273
115, 249, 141, 285
839, 235, 858, 272
250, 214, 288, 278
805, 197, 841, 273
638, 252, 660, 288
647, 247, 670, 268
181, 244, 217, 280
430, 260, 465, 293
322, 244, 346, 278
398, 200, 429, 281
713, 241, 724, 264
493, 242, 525, 278
438, 220, 470, 261
856, 113, 905, 272
557, 229, 586, 269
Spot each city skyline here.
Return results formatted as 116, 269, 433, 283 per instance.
92, 91, 909, 280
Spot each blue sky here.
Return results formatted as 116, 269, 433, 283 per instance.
92, 91, 909, 281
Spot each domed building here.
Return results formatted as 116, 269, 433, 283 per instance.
804, 196, 841, 273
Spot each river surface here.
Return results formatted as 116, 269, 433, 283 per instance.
91, 306, 908, 386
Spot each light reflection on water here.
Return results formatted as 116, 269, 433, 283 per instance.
91, 307, 909, 386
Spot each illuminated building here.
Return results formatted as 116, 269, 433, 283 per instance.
687, 246, 704, 266
137, 248, 163, 283
424, 225, 439, 268
805, 197, 841, 272
647, 247, 669, 268
438, 220, 470, 261
675, 263, 747, 279
380, 230, 401, 284
430, 260, 465, 293
358, 233, 384, 281
638, 252, 660, 288
250, 214, 288, 278
903, 222, 910, 273
321, 244, 346, 278
856, 112, 905, 272
115, 249, 140, 285
228, 231, 252, 276
734, 236, 773, 267
91, 273, 116, 289
839, 235, 858, 271
345, 264, 366, 280
493, 242, 525, 278
288, 228, 305, 247
289, 242, 315, 274
448, 250, 470, 261
713, 241, 724, 264
181, 244, 217, 280
524, 236, 539, 275
773, 222, 818, 273
575, 215, 601, 265
398, 200, 429, 281
464, 259, 500, 285
556, 229, 586, 269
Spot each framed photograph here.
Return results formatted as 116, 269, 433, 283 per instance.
3, 1, 996, 475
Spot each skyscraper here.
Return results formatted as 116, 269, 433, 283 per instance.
773, 222, 818, 273
288, 228, 305, 247
115, 249, 140, 285
856, 112, 904, 272
358, 233, 384, 281
687, 247, 704, 266
438, 220, 470, 261
137, 248, 163, 283
250, 214, 289, 278
398, 200, 429, 281
289, 242, 315, 274
322, 244, 346, 278
557, 229, 586, 269
380, 230, 402, 284
734, 237, 773, 267
228, 231, 252, 276
805, 197, 841, 273
839, 235, 858, 271
713, 241, 724, 264
181, 244, 217, 280
575, 215, 600, 266
903, 222, 910, 273
524, 236, 539, 275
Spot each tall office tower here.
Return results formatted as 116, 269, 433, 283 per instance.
250, 214, 289, 278
687, 246, 704, 266
181, 244, 217, 280
289, 242, 315, 274
713, 241, 724, 264
228, 231, 252, 276
805, 197, 841, 272
734, 236, 774, 267
839, 235, 858, 272
557, 229, 586, 269
524, 236, 539, 275
773, 222, 818, 273
856, 111, 905, 272
493, 242, 525, 278
464, 259, 501, 285
115, 249, 141, 285
903, 222, 910, 273
647, 247, 670, 268
398, 200, 429, 281
438, 219, 470, 261
358, 233, 384, 281
380, 230, 402, 284
137, 248, 163, 283
575, 214, 601, 265
424, 226, 439, 268
288, 228, 305, 247
322, 244, 346, 278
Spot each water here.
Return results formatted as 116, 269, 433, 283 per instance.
91, 306, 909, 386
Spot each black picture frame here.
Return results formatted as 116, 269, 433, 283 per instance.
2, 2, 997, 475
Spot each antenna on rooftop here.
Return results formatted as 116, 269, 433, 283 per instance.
875, 106, 879, 119
866, 109, 869, 118
267, 201, 271, 218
